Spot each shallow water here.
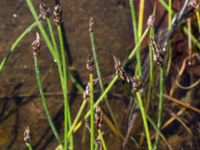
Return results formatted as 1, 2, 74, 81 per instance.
1, 0, 199, 150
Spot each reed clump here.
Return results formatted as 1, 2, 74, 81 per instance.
0, 0, 200, 150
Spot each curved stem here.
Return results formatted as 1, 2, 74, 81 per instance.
34, 56, 62, 145
0, 22, 38, 72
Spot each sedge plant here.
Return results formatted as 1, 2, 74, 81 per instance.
0, 1, 199, 150
32, 33, 62, 145
88, 17, 119, 132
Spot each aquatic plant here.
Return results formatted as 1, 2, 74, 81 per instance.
0, 0, 200, 150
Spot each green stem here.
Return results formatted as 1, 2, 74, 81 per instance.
136, 0, 145, 75
166, 0, 172, 75
183, 27, 200, 49
83, 28, 149, 122
67, 99, 88, 138
57, 25, 73, 150
26, 0, 56, 58
69, 73, 84, 93
89, 29, 118, 130
97, 129, 107, 150
147, 26, 155, 110
25, 143, 33, 150
154, 67, 164, 149
149, 29, 154, 84
47, 18, 60, 64
147, 115, 172, 150
84, 75, 118, 121
26, 0, 84, 94
33, 56, 62, 145
136, 92, 152, 150
0, 22, 38, 72
196, 12, 200, 32
89, 73, 94, 150
158, 0, 173, 14
129, 0, 138, 45
94, 143, 99, 150
168, 0, 172, 30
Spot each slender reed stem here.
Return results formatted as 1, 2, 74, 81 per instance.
136, 92, 152, 150
26, 0, 56, 58
89, 73, 94, 150
67, 99, 88, 138
147, 115, 172, 150
129, 0, 138, 45
89, 26, 118, 129
47, 18, 60, 64
187, 19, 192, 62
166, 0, 173, 75
57, 25, 73, 150
0, 22, 38, 72
196, 12, 200, 32
69, 73, 84, 92
94, 143, 99, 150
84, 75, 118, 121
158, 0, 173, 14
136, 0, 145, 75
25, 143, 33, 150
82, 28, 149, 123
33, 56, 62, 145
154, 67, 164, 149
183, 27, 200, 49
128, 28, 149, 61
149, 29, 154, 84
147, 27, 155, 110
97, 129, 107, 150
26, 0, 84, 94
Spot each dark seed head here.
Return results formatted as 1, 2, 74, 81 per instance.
95, 106, 103, 129
83, 78, 98, 100
89, 17, 94, 32
147, 14, 155, 27
24, 126, 31, 143
32, 32, 41, 57
150, 37, 164, 66
83, 82, 90, 100
39, 3, 50, 20
53, 4, 62, 25
86, 54, 94, 72
132, 76, 144, 91
113, 56, 127, 81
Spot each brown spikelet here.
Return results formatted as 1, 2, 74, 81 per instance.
95, 106, 103, 129
39, 3, 50, 20
86, 54, 94, 72
53, 4, 62, 25
32, 32, 41, 57
150, 37, 164, 66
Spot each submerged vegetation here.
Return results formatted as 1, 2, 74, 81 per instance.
0, 0, 200, 150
